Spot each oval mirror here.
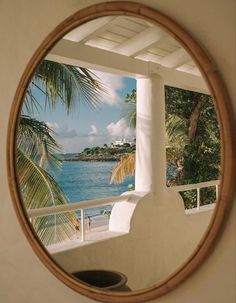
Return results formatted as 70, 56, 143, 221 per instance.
8, 2, 235, 303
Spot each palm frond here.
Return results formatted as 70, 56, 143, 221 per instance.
17, 149, 65, 209
166, 114, 188, 149
123, 89, 136, 129
27, 60, 106, 114
33, 213, 77, 246
17, 115, 62, 171
16, 60, 108, 246
24, 88, 43, 114
16, 149, 77, 245
123, 105, 136, 129
110, 152, 136, 184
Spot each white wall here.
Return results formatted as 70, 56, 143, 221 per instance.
0, 0, 235, 302
52, 192, 214, 290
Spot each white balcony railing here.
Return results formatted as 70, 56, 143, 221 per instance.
28, 180, 220, 242
170, 180, 220, 211
28, 193, 133, 242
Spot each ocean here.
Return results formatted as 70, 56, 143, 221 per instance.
55, 161, 135, 217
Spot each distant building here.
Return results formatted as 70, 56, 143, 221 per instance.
110, 138, 136, 147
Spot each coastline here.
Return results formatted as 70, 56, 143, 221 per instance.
63, 157, 118, 162
63, 144, 136, 162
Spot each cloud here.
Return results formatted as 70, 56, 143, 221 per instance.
88, 124, 99, 142
106, 118, 135, 139
46, 122, 78, 138
46, 122, 59, 131
87, 124, 109, 143
92, 70, 124, 106
88, 124, 98, 136
46, 118, 136, 153
58, 128, 78, 138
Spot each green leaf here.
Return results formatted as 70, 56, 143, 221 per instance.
16, 149, 78, 246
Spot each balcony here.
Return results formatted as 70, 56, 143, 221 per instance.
28, 180, 218, 246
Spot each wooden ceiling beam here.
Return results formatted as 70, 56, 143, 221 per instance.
47, 39, 209, 94
113, 27, 165, 56
159, 48, 191, 68
64, 16, 115, 42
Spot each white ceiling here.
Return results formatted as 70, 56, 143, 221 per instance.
64, 16, 201, 77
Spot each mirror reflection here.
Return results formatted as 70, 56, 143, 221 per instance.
16, 16, 220, 291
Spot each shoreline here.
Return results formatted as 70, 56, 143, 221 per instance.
63, 158, 118, 162
82, 214, 109, 231
47, 215, 110, 253
62, 146, 135, 162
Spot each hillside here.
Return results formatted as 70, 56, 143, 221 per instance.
64, 144, 136, 161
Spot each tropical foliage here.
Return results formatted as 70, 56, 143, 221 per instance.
123, 88, 136, 128
100, 209, 111, 219
111, 86, 220, 208
25, 60, 104, 114
17, 60, 104, 245
110, 152, 136, 184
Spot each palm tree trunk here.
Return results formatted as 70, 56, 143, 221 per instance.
188, 95, 206, 143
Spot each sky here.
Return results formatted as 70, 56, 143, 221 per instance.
29, 70, 136, 153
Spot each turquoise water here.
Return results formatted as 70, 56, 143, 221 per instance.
55, 161, 135, 217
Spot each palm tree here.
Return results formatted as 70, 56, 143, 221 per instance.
123, 89, 136, 129
110, 113, 188, 185
110, 90, 136, 184
110, 152, 135, 184
110, 87, 220, 207
17, 60, 105, 245
110, 89, 136, 185
25, 60, 104, 114
165, 113, 188, 185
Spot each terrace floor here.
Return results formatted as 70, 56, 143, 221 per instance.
47, 215, 126, 254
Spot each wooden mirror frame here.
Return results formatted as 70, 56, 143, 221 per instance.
7, 2, 236, 302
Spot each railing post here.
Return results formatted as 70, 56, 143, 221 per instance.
216, 184, 219, 201
197, 188, 200, 211
81, 208, 85, 242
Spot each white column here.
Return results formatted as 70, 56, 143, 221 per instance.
135, 74, 166, 193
